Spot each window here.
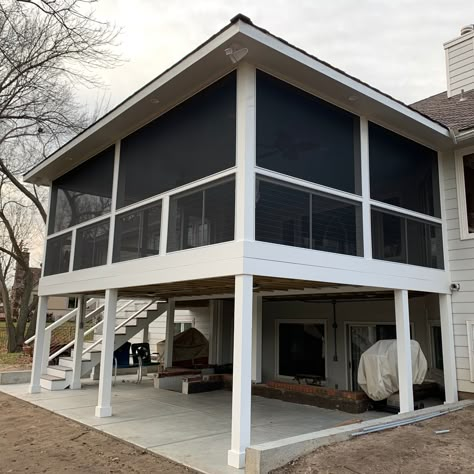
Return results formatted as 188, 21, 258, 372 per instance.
256, 71, 361, 194
369, 123, 440, 217
174, 322, 193, 335
113, 202, 162, 263
44, 232, 72, 276
167, 179, 235, 252
73, 220, 110, 270
49, 146, 114, 234
255, 178, 363, 256
371, 207, 444, 269
431, 325, 443, 370
456, 152, 474, 239
277, 321, 325, 378
117, 72, 236, 208
67, 297, 77, 309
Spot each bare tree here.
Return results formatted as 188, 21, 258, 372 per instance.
0, 0, 121, 351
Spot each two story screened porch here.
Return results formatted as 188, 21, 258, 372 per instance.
28, 62, 456, 470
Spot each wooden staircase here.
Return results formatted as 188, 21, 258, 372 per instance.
39, 302, 167, 390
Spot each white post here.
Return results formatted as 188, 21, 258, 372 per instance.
159, 195, 170, 255
394, 289, 414, 413
164, 298, 175, 368
439, 293, 458, 403
360, 117, 372, 259
234, 62, 256, 242
29, 296, 49, 394
41, 327, 51, 374
70, 296, 86, 390
228, 274, 253, 469
95, 289, 118, 418
252, 295, 262, 383
142, 325, 149, 344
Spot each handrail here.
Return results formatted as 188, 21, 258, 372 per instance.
25, 298, 97, 345
48, 300, 134, 362
83, 300, 158, 356
48, 318, 104, 362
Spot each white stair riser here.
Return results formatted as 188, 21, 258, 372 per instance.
41, 304, 166, 391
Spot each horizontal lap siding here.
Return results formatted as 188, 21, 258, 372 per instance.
447, 36, 474, 96
444, 154, 474, 392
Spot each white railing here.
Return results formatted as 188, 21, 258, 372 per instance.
48, 300, 134, 362
25, 298, 98, 345
82, 300, 157, 356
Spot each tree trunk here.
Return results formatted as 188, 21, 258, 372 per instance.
14, 269, 34, 351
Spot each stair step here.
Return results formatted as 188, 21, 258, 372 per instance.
41, 374, 65, 382
49, 365, 73, 372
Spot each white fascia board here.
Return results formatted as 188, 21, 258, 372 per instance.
24, 22, 241, 184
242, 241, 450, 294
239, 23, 450, 139
37, 240, 245, 296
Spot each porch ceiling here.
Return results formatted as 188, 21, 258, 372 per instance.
87, 276, 342, 301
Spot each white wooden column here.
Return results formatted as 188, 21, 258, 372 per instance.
235, 62, 256, 242
360, 117, 372, 258
394, 289, 414, 413
228, 274, 253, 469
439, 293, 458, 403
41, 325, 51, 374
70, 296, 86, 390
29, 296, 49, 394
95, 289, 117, 418
252, 295, 262, 383
164, 298, 175, 368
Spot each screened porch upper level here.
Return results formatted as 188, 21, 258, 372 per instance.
37, 64, 451, 297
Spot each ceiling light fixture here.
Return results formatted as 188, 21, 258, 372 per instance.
225, 46, 249, 64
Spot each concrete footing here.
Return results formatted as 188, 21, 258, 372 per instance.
246, 400, 474, 474
0, 370, 31, 385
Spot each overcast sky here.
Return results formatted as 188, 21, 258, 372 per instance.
83, 0, 474, 110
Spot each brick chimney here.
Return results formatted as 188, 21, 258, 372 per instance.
444, 25, 474, 98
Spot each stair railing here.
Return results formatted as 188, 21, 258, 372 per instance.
24, 298, 98, 345
82, 300, 159, 356
48, 299, 135, 362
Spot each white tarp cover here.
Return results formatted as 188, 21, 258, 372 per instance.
357, 339, 428, 401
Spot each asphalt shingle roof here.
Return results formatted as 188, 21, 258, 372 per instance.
411, 90, 474, 132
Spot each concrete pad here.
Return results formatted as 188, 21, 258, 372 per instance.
0, 377, 384, 474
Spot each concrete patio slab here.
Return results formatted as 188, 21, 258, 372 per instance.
0, 375, 381, 474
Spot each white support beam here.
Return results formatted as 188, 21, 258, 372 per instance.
228, 274, 253, 469
29, 296, 49, 394
70, 296, 86, 390
439, 293, 458, 403
95, 289, 117, 418
394, 289, 414, 413
106, 141, 121, 265
360, 117, 372, 259
235, 62, 256, 242
41, 327, 51, 375
159, 195, 170, 256
164, 299, 175, 368
252, 295, 262, 383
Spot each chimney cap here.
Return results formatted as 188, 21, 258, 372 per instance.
461, 24, 474, 35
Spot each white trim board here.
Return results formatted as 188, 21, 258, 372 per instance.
455, 146, 474, 240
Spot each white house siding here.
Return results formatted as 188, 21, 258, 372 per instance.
443, 152, 474, 393
445, 33, 474, 97
130, 306, 211, 351
261, 296, 436, 390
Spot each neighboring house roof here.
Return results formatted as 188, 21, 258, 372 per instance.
411, 90, 474, 132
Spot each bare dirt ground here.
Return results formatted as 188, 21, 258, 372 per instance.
0, 392, 196, 474
273, 405, 474, 474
